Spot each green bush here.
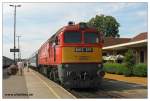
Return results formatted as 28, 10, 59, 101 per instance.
123, 67, 132, 76
133, 63, 147, 77
104, 63, 125, 74
104, 63, 147, 77
115, 65, 126, 75
123, 49, 136, 75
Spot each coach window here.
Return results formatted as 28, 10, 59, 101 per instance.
84, 32, 99, 44
64, 32, 81, 43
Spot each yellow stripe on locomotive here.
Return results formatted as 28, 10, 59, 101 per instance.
62, 47, 102, 63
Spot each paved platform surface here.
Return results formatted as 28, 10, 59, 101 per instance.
3, 68, 76, 99
3, 69, 29, 99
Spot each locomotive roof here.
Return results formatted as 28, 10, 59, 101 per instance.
62, 23, 97, 32
47, 23, 97, 42
39, 22, 98, 50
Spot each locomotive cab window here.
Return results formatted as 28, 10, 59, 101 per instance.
55, 37, 59, 45
84, 32, 99, 44
64, 32, 81, 43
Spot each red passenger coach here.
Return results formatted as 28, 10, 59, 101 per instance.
37, 22, 105, 88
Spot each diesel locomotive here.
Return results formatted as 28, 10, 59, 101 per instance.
29, 22, 105, 88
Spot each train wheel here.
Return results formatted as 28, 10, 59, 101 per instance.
53, 68, 60, 83
53, 71, 56, 81
49, 71, 54, 80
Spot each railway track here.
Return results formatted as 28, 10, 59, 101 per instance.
67, 88, 125, 98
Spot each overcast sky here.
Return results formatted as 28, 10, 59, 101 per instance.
3, 2, 148, 59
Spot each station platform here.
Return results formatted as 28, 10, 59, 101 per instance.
3, 68, 76, 99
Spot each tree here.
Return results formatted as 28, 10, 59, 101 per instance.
123, 49, 136, 76
87, 15, 120, 38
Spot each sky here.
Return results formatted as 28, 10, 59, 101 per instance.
2, 2, 148, 59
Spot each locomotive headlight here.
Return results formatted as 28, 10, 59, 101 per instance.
79, 22, 87, 29
98, 64, 103, 69
98, 64, 102, 68
64, 64, 69, 68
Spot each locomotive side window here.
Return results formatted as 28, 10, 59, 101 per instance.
84, 32, 99, 44
55, 37, 59, 45
64, 32, 81, 43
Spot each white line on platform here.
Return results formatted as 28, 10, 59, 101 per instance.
31, 71, 61, 98
55, 82, 76, 99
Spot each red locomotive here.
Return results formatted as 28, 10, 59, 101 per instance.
29, 22, 105, 88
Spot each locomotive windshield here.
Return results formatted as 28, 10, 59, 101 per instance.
64, 32, 81, 43
84, 32, 99, 44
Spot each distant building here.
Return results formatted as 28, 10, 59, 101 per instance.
103, 32, 147, 64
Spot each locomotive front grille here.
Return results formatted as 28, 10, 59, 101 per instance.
58, 63, 103, 80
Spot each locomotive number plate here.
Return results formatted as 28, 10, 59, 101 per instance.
75, 47, 93, 52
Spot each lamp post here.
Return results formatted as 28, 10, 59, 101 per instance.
9, 4, 21, 64
16, 35, 21, 61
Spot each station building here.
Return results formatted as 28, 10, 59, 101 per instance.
102, 32, 148, 64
